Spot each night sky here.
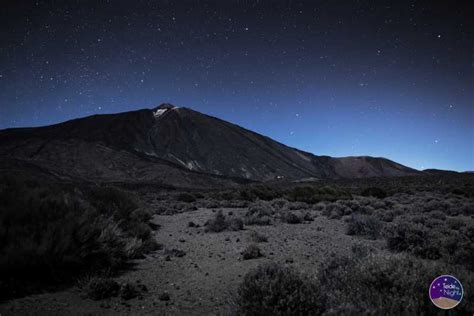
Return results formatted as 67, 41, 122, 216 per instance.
0, 1, 472, 171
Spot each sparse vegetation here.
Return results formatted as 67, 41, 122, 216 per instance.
282, 212, 302, 224
361, 187, 387, 199
80, 277, 147, 301
0, 176, 158, 300
205, 210, 244, 232
288, 185, 352, 204
176, 192, 196, 203
2, 173, 474, 313
346, 213, 382, 239
237, 262, 324, 315
239, 185, 280, 201
319, 253, 474, 314
241, 244, 263, 260
237, 253, 474, 315
244, 201, 273, 226
82, 277, 120, 300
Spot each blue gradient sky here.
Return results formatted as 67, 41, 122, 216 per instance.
0, 1, 472, 171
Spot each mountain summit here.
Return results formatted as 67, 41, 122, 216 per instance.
0, 104, 419, 187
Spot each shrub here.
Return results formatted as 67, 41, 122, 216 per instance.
236, 262, 324, 315
303, 212, 314, 221
176, 192, 196, 203
375, 209, 396, 222
361, 187, 387, 199
451, 188, 467, 197
83, 277, 120, 300
322, 202, 351, 219
204, 210, 244, 232
346, 213, 382, 239
120, 282, 147, 300
0, 178, 157, 300
286, 201, 309, 210
319, 253, 474, 314
81, 277, 147, 301
271, 198, 288, 210
241, 244, 263, 260
283, 212, 302, 224
386, 222, 441, 259
205, 210, 228, 232
240, 186, 280, 201
220, 200, 249, 208
385, 215, 474, 270
244, 201, 274, 226
244, 215, 272, 226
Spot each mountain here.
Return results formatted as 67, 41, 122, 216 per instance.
0, 104, 419, 187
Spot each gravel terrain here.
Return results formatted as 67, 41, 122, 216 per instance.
0, 206, 383, 315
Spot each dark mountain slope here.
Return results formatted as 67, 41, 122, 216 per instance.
0, 104, 419, 185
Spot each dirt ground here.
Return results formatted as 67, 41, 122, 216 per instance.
0, 206, 384, 316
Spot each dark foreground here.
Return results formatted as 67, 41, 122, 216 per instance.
0, 174, 473, 315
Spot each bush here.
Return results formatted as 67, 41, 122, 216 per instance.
81, 277, 147, 301
83, 277, 120, 300
271, 198, 288, 210
0, 178, 157, 300
322, 202, 351, 219
204, 210, 244, 232
361, 187, 387, 199
283, 212, 302, 224
176, 192, 196, 203
386, 222, 441, 259
240, 186, 280, 201
375, 209, 396, 222
346, 213, 382, 239
386, 219, 474, 268
205, 210, 228, 232
303, 212, 314, 221
244, 201, 274, 226
241, 244, 263, 260
237, 262, 324, 315
120, 282, 147, 300
319, 253, 474, 314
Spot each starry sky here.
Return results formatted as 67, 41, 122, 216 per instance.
0, 1, 472, 171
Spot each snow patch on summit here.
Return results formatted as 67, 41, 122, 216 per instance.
153, 108, 168, 118
153, 103, 178, 118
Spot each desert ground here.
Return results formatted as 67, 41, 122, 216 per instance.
0, 174, 473, 315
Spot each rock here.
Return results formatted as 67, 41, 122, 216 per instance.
159, 292, 170, 301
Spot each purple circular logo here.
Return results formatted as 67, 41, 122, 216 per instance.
429, 275, 463, 309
